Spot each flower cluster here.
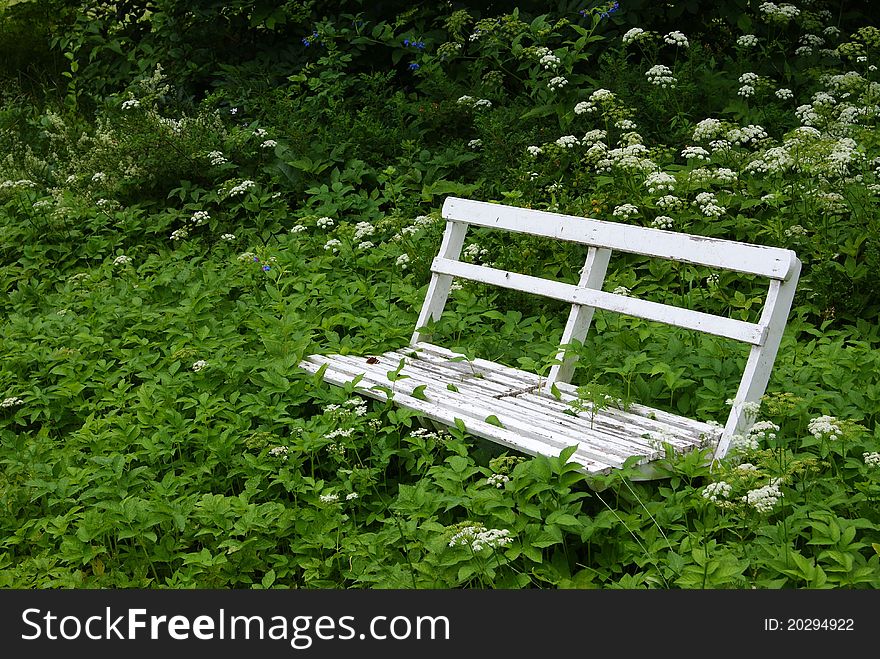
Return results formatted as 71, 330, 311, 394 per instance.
651, 215, 674, 230
547, 76, 568, 91
645, 64, 676, 88
191, 360, 208, 372
268, 446, 289, 460
664, 31, 689, 48
682, 145, 710, 161
702, 480, 731, 502
227, 179, 255, 196
207, 150, 227, 166
864, 452, 880, 467
694, 192, 725, 217
742, 480, 783, 513
644, 171, 676, 193
448, 525, 514, 552
113, 255, 132, 266
316, 216, 334, 229
612, 203, 639, 218
807, 415, 841, 441
1, 396, 24, 408
190, 210, 209, 226
622, 28, 648, 46
486, 474, 510, 488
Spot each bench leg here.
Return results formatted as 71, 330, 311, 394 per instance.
411, 221, 468, 345
715, 262, 801, 460
546, 246, 612, 388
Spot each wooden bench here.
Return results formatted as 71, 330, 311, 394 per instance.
300, 197, 801, 477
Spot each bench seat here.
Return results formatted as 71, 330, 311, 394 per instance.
300, 342, 722, 475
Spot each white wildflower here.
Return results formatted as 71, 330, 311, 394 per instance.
316, 216, 335, 228
548, 76, 568, 90
742, 482, 782, 513
324, 238, 342, 252
190, 210, 210, 225
220, 233, 236, 241
268, 446, 289, 460
807, 415, 841, 441
113, 255, 132, 266
191, 360, 208, 372
227, 179, 255, 196
664, 31, 689, 48
612, 203, 639, 218
555, 135, 580, 148
622, 28, 647, 46
651, 216, 674, 230
448, 525, 514, 552
646, 64, 676, 88
207, 150, 227, 166
487, 474, 509, 488
702, 481, 731, 502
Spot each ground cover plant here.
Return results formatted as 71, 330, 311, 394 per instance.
1, 0, 879, 588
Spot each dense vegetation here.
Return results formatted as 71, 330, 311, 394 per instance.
1, 0, 879, 588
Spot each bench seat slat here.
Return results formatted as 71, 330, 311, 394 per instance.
337, 350, 678, 459
410, 344, 715, 444
432, 257, 766, 345
300, 344, 717, 474
321, 356, 655, 465
443, 197, 798, 280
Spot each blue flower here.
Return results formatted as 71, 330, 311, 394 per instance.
403, 38, 410, 46
302, 37, 311, 46
408, 62, 420, 71
262, 265, 271, 272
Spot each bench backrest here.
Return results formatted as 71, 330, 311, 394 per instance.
412, 197, 801, 459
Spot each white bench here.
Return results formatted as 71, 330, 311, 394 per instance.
300, 197, 801, 477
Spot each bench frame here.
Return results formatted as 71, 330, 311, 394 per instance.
303, 197, 800, 473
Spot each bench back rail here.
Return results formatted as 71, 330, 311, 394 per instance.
412, 197, 801, 460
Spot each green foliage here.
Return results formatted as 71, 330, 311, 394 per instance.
1, 0, 880, 590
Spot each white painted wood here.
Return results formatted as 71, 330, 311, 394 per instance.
301, 197, 798, 478
413, 343, 719, 443
442, 197, 799, 280
300, 349, 710, 473
431, 258, 766, 345
411, 220, 468, 345
548, 246, 611, 386
300, 357, 614, 473
715, 260, 801, 460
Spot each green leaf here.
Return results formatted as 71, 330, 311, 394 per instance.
485, 415, 504, 428
261, 569, 276, 588
447, 383, 459, 392
411, 384, 428, 401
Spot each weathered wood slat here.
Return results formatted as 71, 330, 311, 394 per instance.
302, 354, 647, 466
412, 343, 719, 441
431, 257, 766, 345
301, 344, 714, 472
442, 197, 799, 280
300, 357, 616, 472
